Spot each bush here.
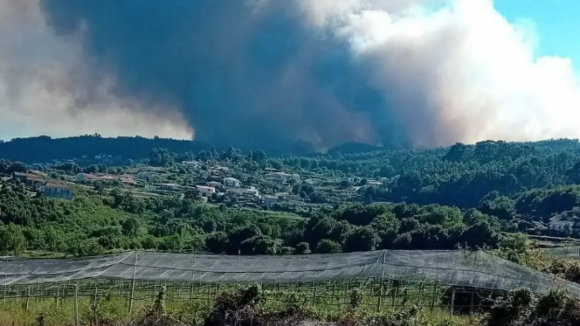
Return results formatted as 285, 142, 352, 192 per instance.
484, 289, 580, 326
336, 307, 437, 326
316, 239, 342, 253
204, 285, 264, 326
204, 285, 307, 326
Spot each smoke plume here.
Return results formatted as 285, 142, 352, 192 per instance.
2, 0, 580, 150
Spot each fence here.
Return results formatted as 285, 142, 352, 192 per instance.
1, 250, 578, 325
0, 278, 500, 325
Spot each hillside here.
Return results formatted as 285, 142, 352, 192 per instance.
2, 137, 580, 258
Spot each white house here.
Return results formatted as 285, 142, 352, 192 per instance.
224, 177, 241, 188
196, 185, 216, 197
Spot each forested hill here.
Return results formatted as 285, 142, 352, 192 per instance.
285, 138, 580, 208
0, 135, 207, 163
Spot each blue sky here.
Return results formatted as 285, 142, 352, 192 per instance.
495, 0, 580, 67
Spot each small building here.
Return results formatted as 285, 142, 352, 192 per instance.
13, 172, 45, 188
245, 186, 260, 196
196, 185, 216, 197
97, 174, 117, 182
211, 166, 230, 175
226, 186, 260, 199
41, 183, 74, 200
13, 172, 28, 183
266, 172, 292, 185
276, 192, 289, 200
119, 175, 137, 186
224, 177, 241, 188
263, 195, 279, 206
76, 173, 99, 182
207, 181, 223, 189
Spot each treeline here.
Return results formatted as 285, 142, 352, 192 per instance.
0, 135, 207, 163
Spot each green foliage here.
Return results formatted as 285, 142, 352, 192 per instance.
295, 242, 311, 254
343, 226, 379, 252
122, 217, 143, 237
316, 239, 342, 253
205, 232, 228, 254
7, 138, 580, 258
0, 223, 26, 254
484, 289, 580, 326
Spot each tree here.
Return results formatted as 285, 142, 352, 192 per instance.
226, 225, 262, 254
343, 226, 379, 252
0, 224, 26, 254
252, 150, 267, 162
316, 239, 342, 253
122, 217, 143, 238
460, 221, 499, 249
149, 148, 173, 167
370, 212, 400, 248
240, 235, 279, 255
55, 162, 81, 174
443, 143, 470, 161
304, 216, 339, 247
74, 239, 104, 257
206, 232, 228, 254
84, 164, 100, 174
7, 162, 27, 174
479, 192, 516, 220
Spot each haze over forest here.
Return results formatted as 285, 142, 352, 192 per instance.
1, 0, 580, 151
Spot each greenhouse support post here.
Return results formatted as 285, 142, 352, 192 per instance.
74, 284, 79, 326
430, 284, 437, 311
391, 280, 396, 307
312, 284, 317, 307
470, 289, 475, 315
25, 286, 30, 313
377, 279, 384, 312
450, 289, 456, 315
128, 252, 137, 315
55, 285, 60, 308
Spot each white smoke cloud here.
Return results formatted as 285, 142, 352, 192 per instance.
299, 0, 580, 146
0, 0, 193, 141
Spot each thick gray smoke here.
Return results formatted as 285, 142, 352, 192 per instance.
0, 0, 193, 141
2, 0, 580, 149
